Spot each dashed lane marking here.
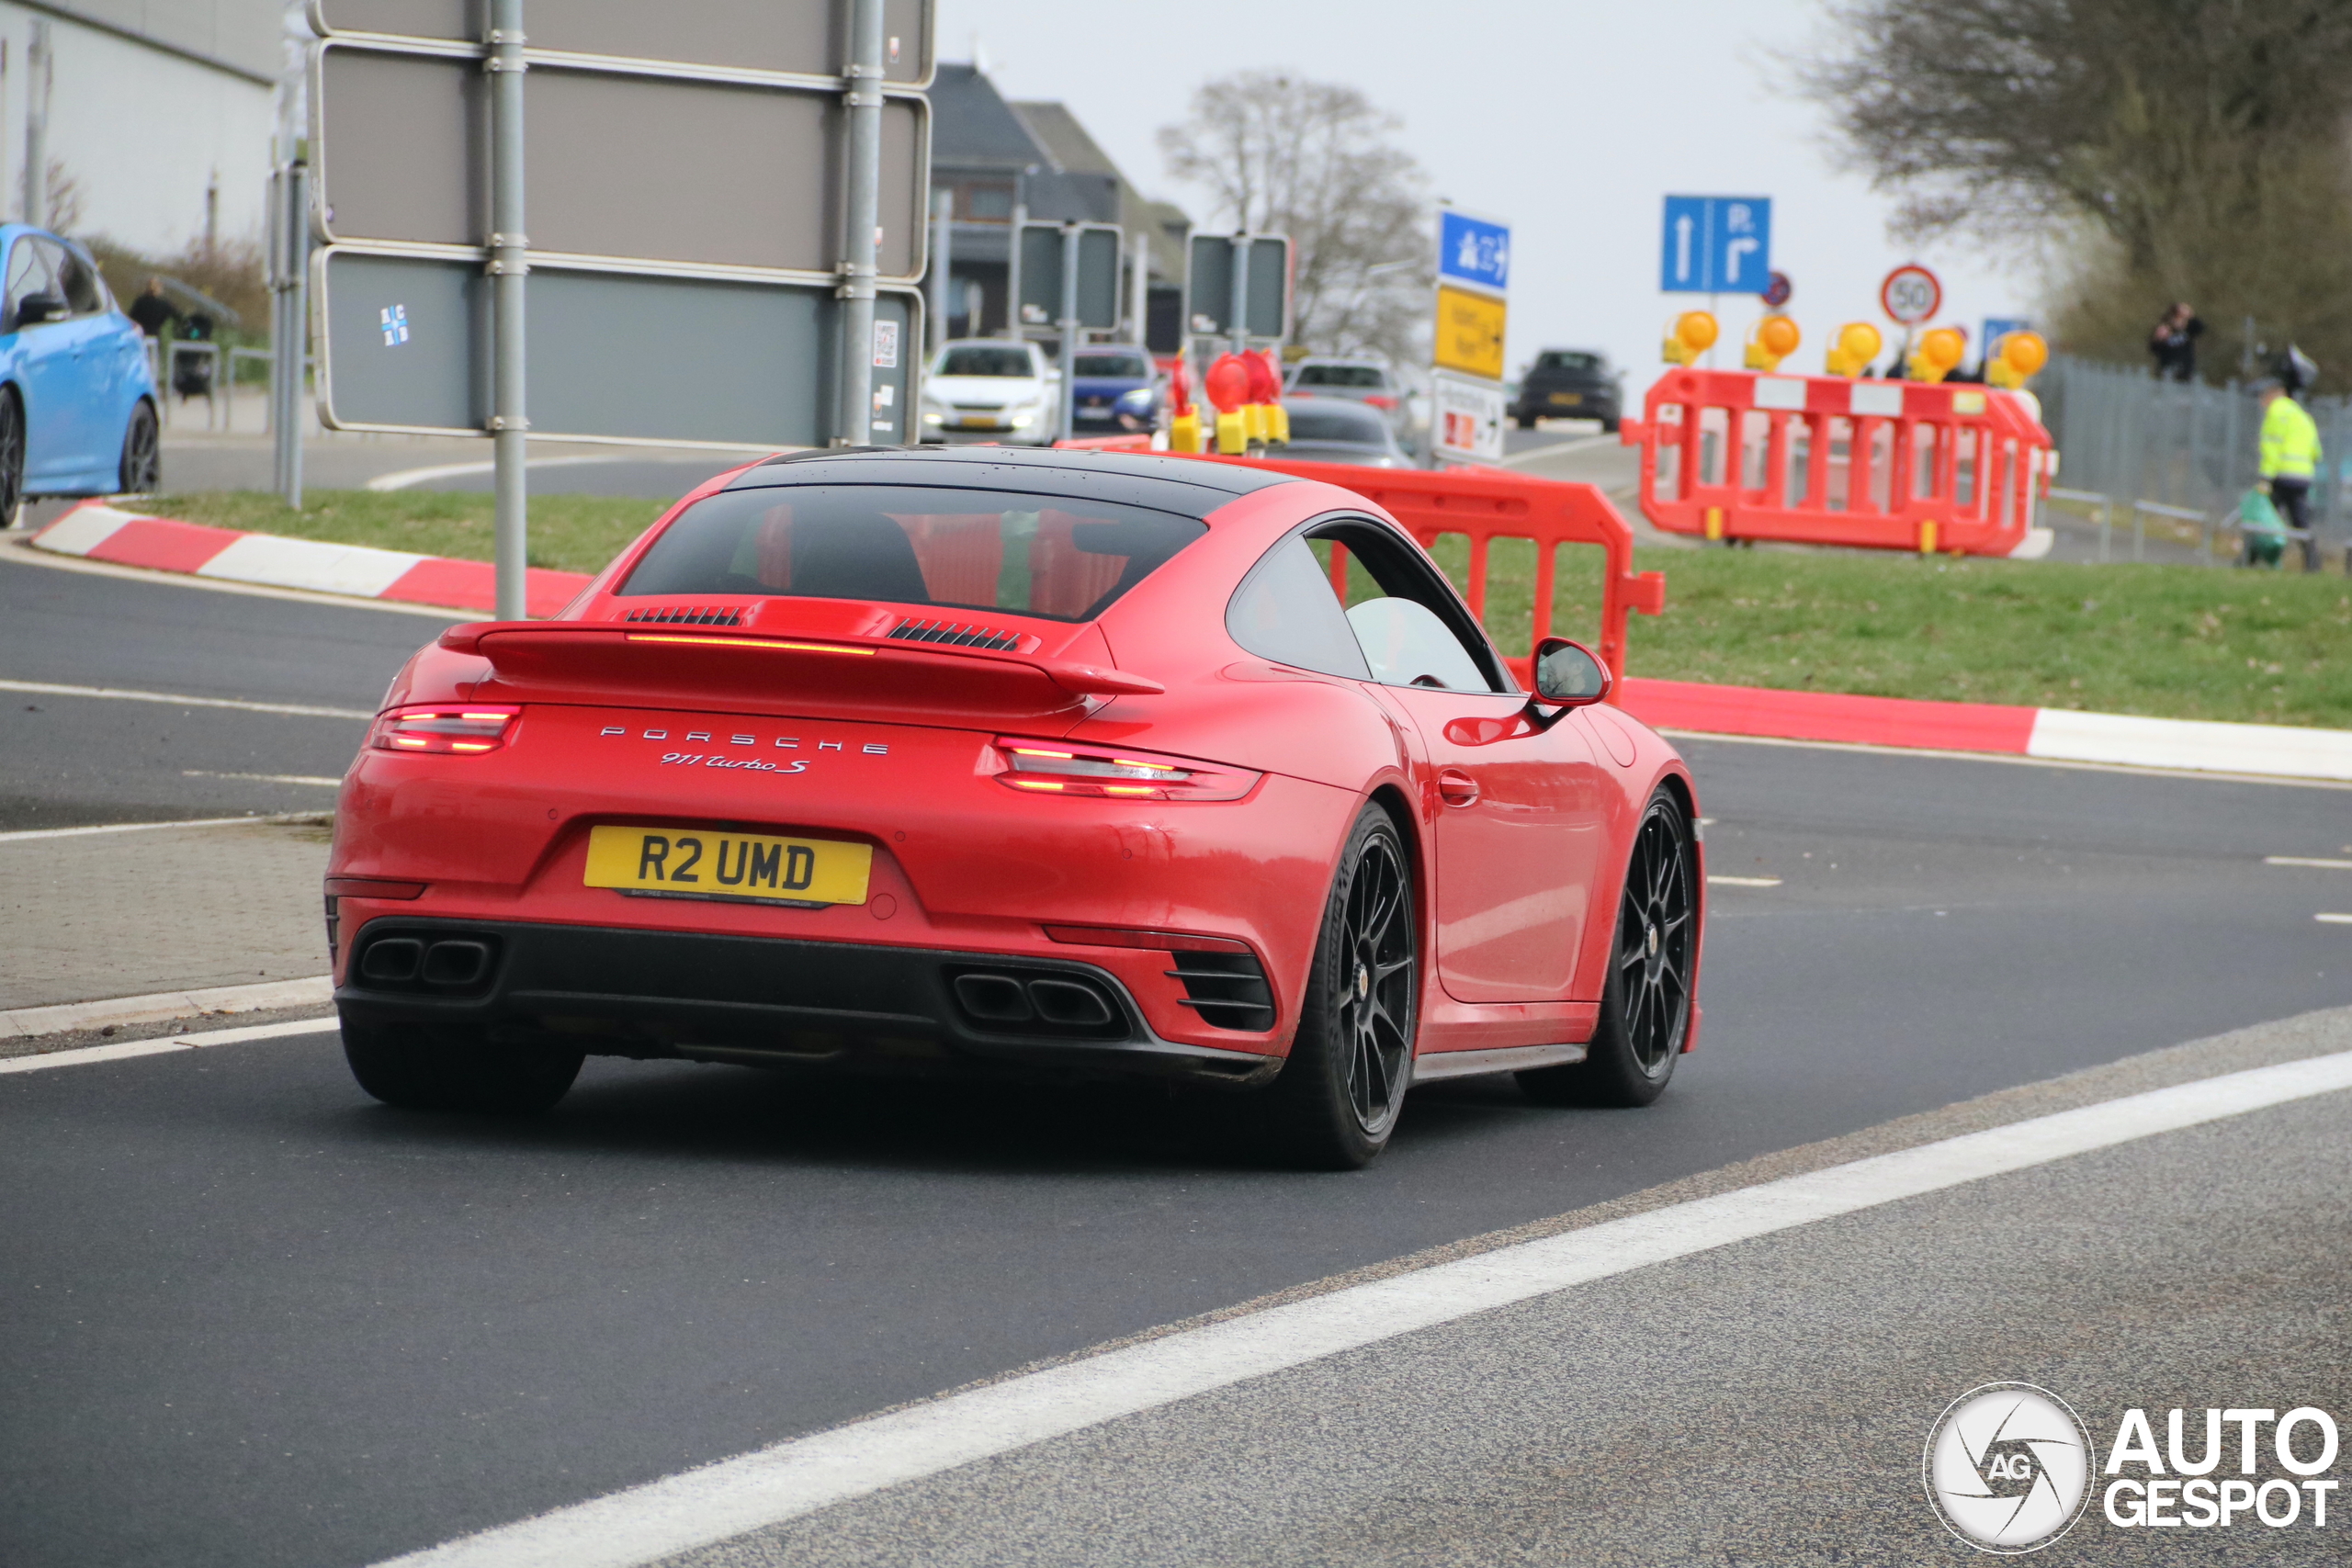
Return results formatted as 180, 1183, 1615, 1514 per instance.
2318, 913, 2352, 925
182, 769, 342, 787
1706, 874, 1781, 887
368, 1051, 2352, 1568
2267, 856, 2352, 869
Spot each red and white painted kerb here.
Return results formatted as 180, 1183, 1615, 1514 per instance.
27, 504, 2351, 784
29, 502, 593, 618
1619, 677, 2352, 784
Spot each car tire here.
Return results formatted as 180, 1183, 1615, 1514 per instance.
118, 399, 159, 494
0, 387, 23, 528
342, 1016, 584, 1114
1515, 412, 1536, 430
1600, 416, 1621, 434
1247, 804, 1418, 1169
1518, 786, 1693, 1109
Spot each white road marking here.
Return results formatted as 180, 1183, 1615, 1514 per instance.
1495, 433, 1616, 468
0, 677, 371, 720
2318, 913, 2352, 925
1659, 728, 2352, 791
365, 453, 630, 492
371, 1050, 2352, 1568
0, 811, 327, 845
182, 769, 342, 787
1706, 874, 1781, 887
0, 1016, 334, 1075
2268, 855, 2352, 869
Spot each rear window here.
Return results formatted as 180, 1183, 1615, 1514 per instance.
1075, 352, 1151, 378
619, 485, 1207, 623
1534, 351, 1601, 372
1283, 401, 1391, 444
1292, 364, 1387, 389
937, 345, 1035, 378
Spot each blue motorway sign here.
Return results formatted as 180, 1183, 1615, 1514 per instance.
1983, 317, 2032, 352
1660, 196, 1772, 294
1438, 209, 1510, 295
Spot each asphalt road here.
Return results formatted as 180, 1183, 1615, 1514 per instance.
3, 555, 2348, 1566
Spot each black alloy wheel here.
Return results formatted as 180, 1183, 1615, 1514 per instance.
342, 1016, 584, 1114
1250, 806, 1418, 1169
1519, 786, 1694, 1108
0, 389, 23, 528
118, 399, 160, 494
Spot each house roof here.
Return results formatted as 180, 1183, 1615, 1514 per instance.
929, 63, 1053, 174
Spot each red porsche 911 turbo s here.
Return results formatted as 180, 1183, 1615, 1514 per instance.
328, 446, 1702, 1168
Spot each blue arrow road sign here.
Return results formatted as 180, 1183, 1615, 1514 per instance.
1438, 209, 1510, 294
1660, 196, 1772, 294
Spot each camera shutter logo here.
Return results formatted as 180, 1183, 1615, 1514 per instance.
1924, 1383, 2096, 1553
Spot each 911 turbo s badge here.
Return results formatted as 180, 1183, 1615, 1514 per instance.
598, 724, 890, 778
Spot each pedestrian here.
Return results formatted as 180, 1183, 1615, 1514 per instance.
126, 276, 177, 338
2149, 302, 2202, 382
2255, 377, 2323, 570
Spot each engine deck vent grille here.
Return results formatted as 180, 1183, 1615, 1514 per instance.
625, 605, 746, 626
888, 618, 1023, 652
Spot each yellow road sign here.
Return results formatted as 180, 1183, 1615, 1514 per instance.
1434, 285, 1507, 380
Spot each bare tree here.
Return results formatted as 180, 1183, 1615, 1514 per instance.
1159, 71, 1430, 364
1799, 0, 2352, 378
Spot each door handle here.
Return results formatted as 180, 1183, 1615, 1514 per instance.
1437, 768, 1480, 807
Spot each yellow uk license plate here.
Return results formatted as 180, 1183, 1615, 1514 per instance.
1549, 391, 1582, 405
959, 413, 1001, 430
584, 825, 873, 905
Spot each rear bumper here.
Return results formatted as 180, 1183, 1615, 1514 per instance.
334, 917, 1280, 1087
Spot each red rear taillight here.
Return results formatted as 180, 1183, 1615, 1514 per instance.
989, 737, 1260, 801
1363, 394, 1397, 410
368, 705, 521, 755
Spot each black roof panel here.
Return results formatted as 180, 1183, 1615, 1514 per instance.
727, 445, 1297, 512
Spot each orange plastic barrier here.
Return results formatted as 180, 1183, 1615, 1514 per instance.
1623, 367, 2055, 556
1046, 442, 1667, 683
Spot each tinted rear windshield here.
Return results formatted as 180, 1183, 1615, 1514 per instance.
937, 346, 1035, 378
1284, 402, 1390, 443
1534, 351, 1601, 372
1075, 353, 1152, 378
619, 485, 1208, 622
1292, 364, 1387, 389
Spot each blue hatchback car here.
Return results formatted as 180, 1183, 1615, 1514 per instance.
0, 224, 161, 522
1067, 344, 1160, 435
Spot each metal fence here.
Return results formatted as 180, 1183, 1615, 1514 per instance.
2040, 354, 2352, 546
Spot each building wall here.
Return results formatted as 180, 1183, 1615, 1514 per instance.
0, 1, 277, 256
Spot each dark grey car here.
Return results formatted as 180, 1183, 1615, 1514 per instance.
1510, 348, 1621, 431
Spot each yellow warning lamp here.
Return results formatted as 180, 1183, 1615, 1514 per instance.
1661, 310, 1718, 367
1986, 330, 2048, 390
1824, 321, 1882, 378
1908, 327, 1967, 384
1743, 314, 1802, 372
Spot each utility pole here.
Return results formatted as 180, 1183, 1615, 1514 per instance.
835, 0, 883, 445
926, 186, 952, 356
488, 0, 527, 618
1227, 233, 1250, 359
1004, 172, 1028, 341
22, 17, 48, 229
1126, 233, 1148, 346
269, 2, 309, 507
1056, 225, 1079, 443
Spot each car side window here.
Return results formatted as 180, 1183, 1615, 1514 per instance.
1310, 519, 1510, 694
52, 244, 103, 315
5, 239, 53, 330
1224, 536, 1372, 680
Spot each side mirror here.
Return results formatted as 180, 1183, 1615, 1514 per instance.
14, 291, 65, 328
1532, 637, 1611, 708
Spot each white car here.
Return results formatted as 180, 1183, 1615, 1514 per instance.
920, 340, 1058, 446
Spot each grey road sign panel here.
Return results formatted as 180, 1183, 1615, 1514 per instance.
1185, 234, 1289, 340
1186, 234, 1229, 333
1018, 221, 1121, 330
319, 248, 917, 446
315, 45, 927, 281
1245, 236, 1289, 340
311, 0, 936, 86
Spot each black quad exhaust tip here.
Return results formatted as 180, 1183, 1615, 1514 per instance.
953, 972, 1034, 1022
422, 940, 492, 988
1026, 977, 1114, 1027
359, 937, 424, 984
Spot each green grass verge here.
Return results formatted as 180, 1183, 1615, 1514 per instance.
146, 489, 666, 577
142, 489, 2352, 728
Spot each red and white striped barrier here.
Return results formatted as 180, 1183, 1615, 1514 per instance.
1619, 677, 2352, 783
27, 505, 2349, 783
29, 502, 593, 618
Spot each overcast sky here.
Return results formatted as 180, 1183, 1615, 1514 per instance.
933, 0, 2040, 389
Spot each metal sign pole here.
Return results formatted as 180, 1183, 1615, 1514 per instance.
836, 0, 884, 444
1057, 224, 1079, 443
1227, 234, 1249, 359
1005, 185, 1026, 341
926, 186, 952, 357
276, 162, 309, 507
489, 0, 527, 619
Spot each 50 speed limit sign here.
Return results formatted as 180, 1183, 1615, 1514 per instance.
1881, 265, 1942, 325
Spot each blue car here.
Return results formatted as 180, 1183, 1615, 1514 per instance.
1067, 344, 1160, 435
0, 224, 161, 522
